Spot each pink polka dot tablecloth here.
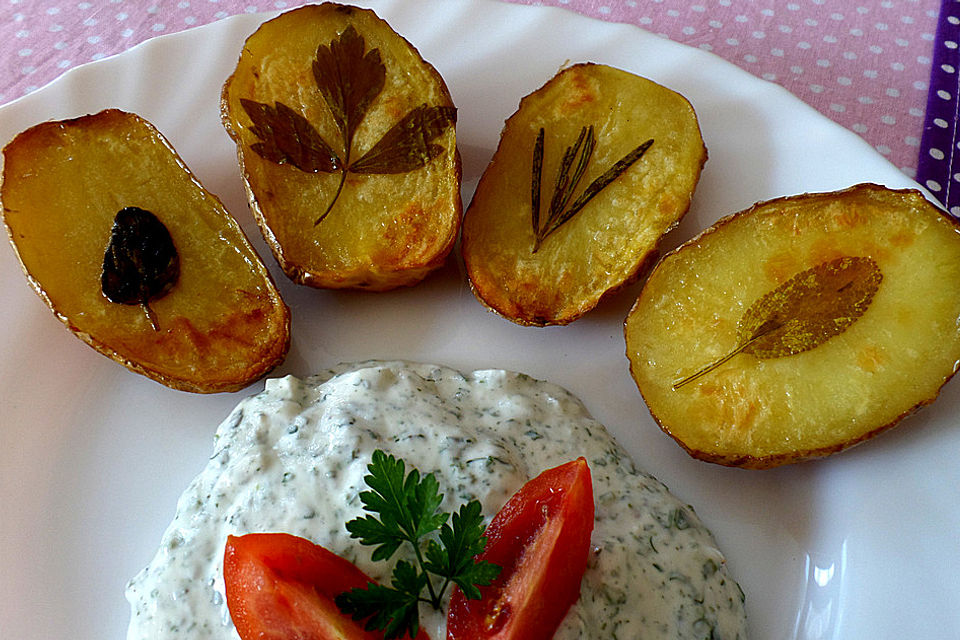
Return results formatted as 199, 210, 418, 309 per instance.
1, 0, 957, 212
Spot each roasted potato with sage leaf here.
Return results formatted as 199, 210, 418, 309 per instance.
462, 63, 706, 325
221, 3, 461, 291
625, 184, 960, 468
1, 109, 290, 393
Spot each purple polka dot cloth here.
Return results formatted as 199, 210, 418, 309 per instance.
0, 0, 950, 207
917, 0, 960, 214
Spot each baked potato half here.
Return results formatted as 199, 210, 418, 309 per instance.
1, 109, 290, 393
221, 3, 461, 291
625, 184, 960, 468
462, 63, 706, 325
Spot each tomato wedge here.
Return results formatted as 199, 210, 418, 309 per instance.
445, 457, 594, 640
223, 532, 429, 640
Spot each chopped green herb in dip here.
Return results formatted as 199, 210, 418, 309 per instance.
125, 361, 747, 639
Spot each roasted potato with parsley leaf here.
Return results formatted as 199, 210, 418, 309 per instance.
221, 3, 461, 291
625, 184, 960, 468
1, 109, 290, 393
461, 63, 706, 326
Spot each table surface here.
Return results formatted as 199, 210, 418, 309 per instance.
1, 0, 950, 198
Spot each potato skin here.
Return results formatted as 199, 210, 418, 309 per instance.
625, 183, 960, 468
1, 109, 290, 393
221, 3, 461, 291
462, 63, 706, 326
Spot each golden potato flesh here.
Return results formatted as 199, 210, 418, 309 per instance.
1, 109, 290, 393
221, 3, 461, 291
461, 63, 706, 325
625, 184, 960, 468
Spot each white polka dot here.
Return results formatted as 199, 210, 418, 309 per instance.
709, 20, 722, 28
838, 76, 853, 86
895, 38, 909, 47
15, 29, 29, 38
639, 16, 653, 25
787, 3, 800, 10
46, 6, 60, 14
20, 65, 35, 75
918, 55, 931, 64
901, 15, 915, 24
699, 43, 713, 52
753, 30, 766, 39
922, 33, 935, 41
914, 80, 929, 90
869, 45, 884, 54
886, 88, 900, 97
735, 14, 748, 23
830, 103, 846, 113
185, 15, 197, 24
905, 136, 920, 147
726, 38, 739, 46
91, 52, 105, 61
877, 145, 892, 155
17, 48, 31, 56
77, 2, 92, 9
116, 12, 128, 20
692, 5, 707, 12
938, 89, 952, 100
57, 59, 71, 69
881, 115, 896, 125
152, 23, 166, 32
935, 118, 950, 128
926, 179, 942, 192
762, 72, 777, 81
843, 51, 858, 60
853, 123, 868, 133
951, 206, 960, 216
121, 28, 134, 37
744, 54, 758, 63
947, 41, 959, 50
87, 35, 100, 44
817, 59, 831, 68
859, 96, 875, 104
779, 24, 793, 33
949, 15, 960, 25
864, 70, 879, 79
954, 173, 960, 182
598, 6, 612, 14
856, 6, 869, 14
53, 41, 67, 50
49, 24, 63, 32
798, 41, 812, 50
790, 65, 803, 74
831, 12, 844, 20
930, 148, 946, 160
805, 18, 818, 26
943, 64, 956, 73
761, 8, 774, 16
682, 26, 695, 35
178, 1, 190, 7
810, 84, 825, 93
876, 22, 889, 31
850, 28, 864, 36
771, 48, 784, 57
83, 18, 97, 26
666, 9, 679, 17
909, 108, 923, 117
824, 35, 838, 43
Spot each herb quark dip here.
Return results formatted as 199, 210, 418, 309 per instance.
125, 361, 747, 639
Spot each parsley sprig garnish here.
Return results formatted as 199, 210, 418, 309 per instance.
335, 450, 501, 639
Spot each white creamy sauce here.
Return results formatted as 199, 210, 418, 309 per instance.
126, 361, 746, 639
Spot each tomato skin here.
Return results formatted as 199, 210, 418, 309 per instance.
223, 532, 429, 640
445, 457, 594, 640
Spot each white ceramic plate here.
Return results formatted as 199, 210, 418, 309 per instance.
1, 1, 956, 638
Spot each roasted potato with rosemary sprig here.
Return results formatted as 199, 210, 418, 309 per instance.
461, 63, 706, 326
625, 184, 960, 468
221, 3, 461, 291
1, 109, 290, 393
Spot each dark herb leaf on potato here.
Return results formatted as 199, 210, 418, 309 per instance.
101, 206, 180, 330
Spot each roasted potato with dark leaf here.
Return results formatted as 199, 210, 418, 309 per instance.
462, 62, 706, 325
625, 184, 960, 468
1, 109, 290, 393
221, 3, 461, 291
